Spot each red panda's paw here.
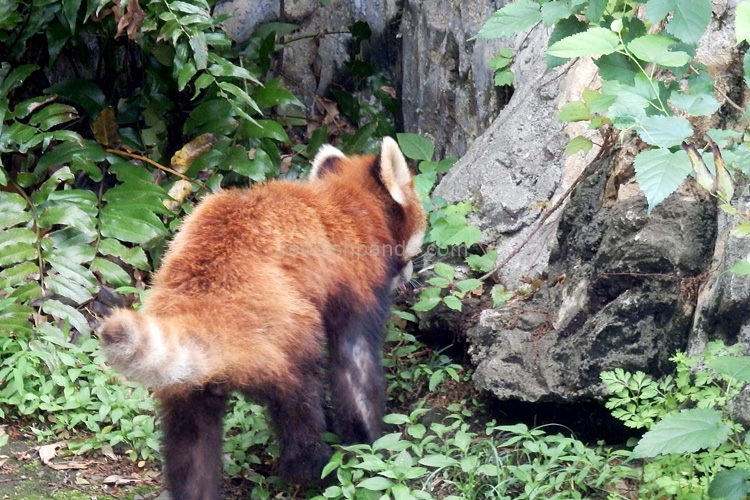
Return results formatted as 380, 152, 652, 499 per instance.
278, 441, 332, 486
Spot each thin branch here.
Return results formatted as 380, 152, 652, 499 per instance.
105, 148, 210, 193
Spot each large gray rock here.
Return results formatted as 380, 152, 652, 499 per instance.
215, 0, 505, 157
468, 158, 718, 402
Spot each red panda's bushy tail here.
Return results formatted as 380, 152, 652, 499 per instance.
99, 309, 211, 388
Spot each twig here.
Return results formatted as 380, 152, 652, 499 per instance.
105, 148, 210, 193
480, 134, 616, 282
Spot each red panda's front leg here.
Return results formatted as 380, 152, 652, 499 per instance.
327, 300, 389, 445
158, 384, 228, 500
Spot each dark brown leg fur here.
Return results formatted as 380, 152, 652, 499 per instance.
254, 364, 331, 485
160, 385, 227, 500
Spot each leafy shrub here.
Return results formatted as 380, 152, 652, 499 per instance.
602, 340, 750, 499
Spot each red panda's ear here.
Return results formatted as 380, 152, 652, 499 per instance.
310, 144, 345, 179
378, 137, 412, 206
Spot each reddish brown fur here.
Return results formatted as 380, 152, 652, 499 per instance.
99, 139, 426, 498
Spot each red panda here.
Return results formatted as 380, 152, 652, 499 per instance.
99, 137, 426, 499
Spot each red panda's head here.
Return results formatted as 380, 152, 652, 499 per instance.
311, 137, 427, 288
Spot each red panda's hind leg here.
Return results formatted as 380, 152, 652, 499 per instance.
159, 385, 228, 500
252, 364, 331, 485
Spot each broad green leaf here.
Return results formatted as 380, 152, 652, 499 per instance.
207, 54, 261, 83
738, 1, 750, 45
546, 27, 621, 59
466, 251, 497, 273
430, 214, 482, 248
413, 288, 441, 311
100, 207, 167, 245
632, 408, 731, 457
62, 0, 83, 34
729, 259, 750, 275
419, 455, 460, 468
357, 477, 394, 491
0, 242, 36, 267
556, 101, 593, 122
45, 79, 105, 118
252, 80, 303, 109
586, 0, 607, 23
566, 135, 594, 155
494, 70, 514, 87
669, 91, 721, 116
627, 34, 691, 67
0, 262, 39, 289
547, 17, 588, 69
540, 1, 572, 27
90, 258, 131, 287
44, 274, 94, 304
433, 262, 455, 281
42, 299, 91, 335
491, 285, 513, 307
443, 295, 463, 311
637, 115, 693, 148
98, 238, 150, 270
707, 356, 750, 382
646, 0, 712, 44
0, 64, 38, 98
177, 61, 197, 91
596, 52, 640, 84
8, 281, 42, 302
475, 0, 541, 39
189, 30, 208, 70
397, 133, 434, 161
708, 468, 750, 500
0, 192, 30, 229
633, 149, 692, 211
455, 279, 482, 293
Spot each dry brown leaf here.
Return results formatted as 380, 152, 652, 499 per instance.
100, 444, 118, 461
75, 473, 90, 485
46, 461, 89, 471
164, 180, 194, 210
114, 0, 146, 40
170, 133, 217, 174
38, 442, 65, 465
104, 474, 141, 485
92, 107, 121, 147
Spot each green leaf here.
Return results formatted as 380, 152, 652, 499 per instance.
0, 64, 38, 98
455, 279, 482, 293
566, 135, 594, 155
646, 0, 712, 44
729, 259, 750, 275
100, 207, 168, 245
357, 477, 394, 491
547, 17, 588, 69
738, 1, 750, 45
98, 238, 150, 270
586, 0, 607, 23
708, 468, 750, 500
252, 80, 303, 109
419, 454, 460, 468
475, 0, 542, 39
443, 295, 462, 311
0, 242, 36, 267
632, 408, 731, 457
633, 149, 692, 211
430, 214, 482, 248
46, 79, 106, 118
42, 299, 91, 336
707, 356, 750, 383
0, 192, 30, 229
90, 258, 131, 287
397, 133, 434, 162
627, 34, 691, 67
189, 30, 208, 70
62, 0, 82, 34
556, 101, 593, 122
596, 52, 640, 84
637, 115, 693, 148
466, 251, 497, 273
546, 27, 622, 59
491, 285, 513, 307
669, 91, 721, 116
433, 262, 455, 281
541, 1, 573, 27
